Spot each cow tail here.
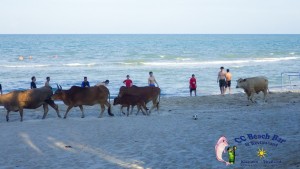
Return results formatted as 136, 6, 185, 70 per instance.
108, 90, 114, 116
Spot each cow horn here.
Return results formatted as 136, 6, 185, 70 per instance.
56, 84, 60, 90
59, 85, 62, 90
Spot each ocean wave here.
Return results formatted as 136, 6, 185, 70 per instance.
176, 57, 191, 61
139, 56, 300, 67
63, 63, 96, 67
253, 56, 299, 62
2, 64, 49, 68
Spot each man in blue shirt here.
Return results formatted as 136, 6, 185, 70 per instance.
81, 77, 90, 88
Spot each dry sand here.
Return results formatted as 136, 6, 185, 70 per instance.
0, 92, 299, 169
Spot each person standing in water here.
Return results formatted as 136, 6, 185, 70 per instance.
45, 77, 51, 87
217, 67, 226, 95
31, 76, 37, 89
81, 76, 90, 88
148, 71, 159, 87
225, 69, 232, 94
189, 74, 197, 96
123, 75, 133, 87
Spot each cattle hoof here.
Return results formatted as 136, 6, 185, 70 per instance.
81, 116, 85, 118
63, 116, 67, 119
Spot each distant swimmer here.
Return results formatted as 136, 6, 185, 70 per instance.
29, 56, 33, 59
19, 56, 24, 60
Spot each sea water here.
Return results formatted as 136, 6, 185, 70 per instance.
0, 34, 299, 97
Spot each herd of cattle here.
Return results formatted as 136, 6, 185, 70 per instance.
0, 84, 160, 122
0, 76, 268, 122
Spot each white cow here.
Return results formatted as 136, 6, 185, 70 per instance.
236, 76, 268, 103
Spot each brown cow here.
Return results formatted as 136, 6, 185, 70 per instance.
52, 85, 113, 118
113, 94, 148, 116
0, 86, 61, 122
236, 76, 269, 103
118, 85, 160, 114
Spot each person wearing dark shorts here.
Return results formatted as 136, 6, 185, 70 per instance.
226, 80, 231, 88
217, 66, 226, 95
219, 79, 226, 88
225, 69, 232, 94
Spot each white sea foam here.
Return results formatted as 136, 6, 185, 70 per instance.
2, 64, 49, 68
141, 56, 299, 67
253, 56, 299, 62
63, 63, 96, 67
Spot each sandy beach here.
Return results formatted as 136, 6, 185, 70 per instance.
0, 91, 299, 169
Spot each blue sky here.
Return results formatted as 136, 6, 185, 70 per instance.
0, 0, 299, 34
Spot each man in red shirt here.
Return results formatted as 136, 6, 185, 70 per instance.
189, 74, 197, 96
123, 75, 133, 87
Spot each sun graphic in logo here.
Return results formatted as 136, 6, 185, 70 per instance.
257, 148, 267, 158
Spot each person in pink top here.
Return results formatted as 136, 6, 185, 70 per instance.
123, 75, 133, 87
189, 74, 197, 96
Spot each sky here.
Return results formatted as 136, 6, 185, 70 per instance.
0, 0, 299, 34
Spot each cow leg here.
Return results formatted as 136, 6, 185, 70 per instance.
64, 106, 74, 119
42, 103, 49, 119
148, 102, 156, 114
99, 104, 105, 118
136, 105, 141, 115
263, 89, 268, 102
130, 105, 135, 115
149, 99, 159, 114
120, 106, 125, 115
249, 92, 255, 103
106, 102, 114, 116
141, 103, 148, 116
19, 108, 24, 122
79, 105, 85, 118
48, 101, 61, 118
6, 110, 10, 122
127, 106, 130, 116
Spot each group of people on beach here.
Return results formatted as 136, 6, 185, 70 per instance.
217, 66, 232, 95
28, 71, 159, 91
121, 71, 159, 88
30, 76, 51, 89
189, 66, 232, 96
1, 68, 231, 97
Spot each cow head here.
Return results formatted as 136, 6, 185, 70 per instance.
118, 86, 127, 97
236, 78, 247, 88
113, 97, 120, 105
52, 85, 63, 100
